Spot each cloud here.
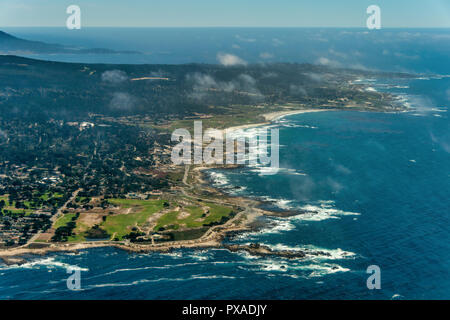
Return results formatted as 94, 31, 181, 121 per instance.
259, 52, 274, 59
109, 92, 135, 110
316, 57, 341, 68
187, 73, 263, 101
305, 73, 323, 82
289, 84, 307, 96
334, 164, 351, 175
150, 70, 169, 77
261, 72, 278, 78
271, 38, 284, 46
327, 177, 344, 193
101, 70, 128, 84
217, 53, 247, 66
349, 63, 370, 71
288, 175, 316, 201
393, 52, 420, 60
236, 74, 262, 96
430, 132, 450, 153
235, 35, 256, 43
431, 34, 450, 40
317, 57, 331, 65
326, 177, 344, 193
187, 73, 234, 100
407, 95, 436, 112
328, 49, 347, 59
0, 129, 7, 140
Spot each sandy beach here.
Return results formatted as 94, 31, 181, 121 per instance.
262, 108, 328, 121
223, 108, 328, 135
0, 107, 324, 263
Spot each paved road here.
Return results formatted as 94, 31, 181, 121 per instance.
182, 164, 190, 186
24, 188, 82, 247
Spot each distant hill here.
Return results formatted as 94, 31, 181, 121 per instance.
0, 30, 140, 54
0, 54, 411, 121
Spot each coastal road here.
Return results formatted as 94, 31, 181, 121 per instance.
182, 164, 190, 186
22, 188, 83, 247
50, 188, 83, 224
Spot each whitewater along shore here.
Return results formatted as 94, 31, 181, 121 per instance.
0, 108, 346, 265
222, 108, 328, 134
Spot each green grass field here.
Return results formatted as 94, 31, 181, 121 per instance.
154, 210, 180, 231
203, 203, 234, 225
0, 195, 34, 215
167, 106, 267, 132
100, 198, 166, 240
154, 202, 233, 231
53, 213, 77, 229
52, 198, 166, 242
48, 197, 235, 242
38, 192, 63, 201
0, 192, 64, 216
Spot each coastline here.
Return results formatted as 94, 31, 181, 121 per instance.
262, 108, 329, 122
0, 98, 412, 264
0, 107, 322, 264
223, 108, 328, 134
0, 107, 360, 265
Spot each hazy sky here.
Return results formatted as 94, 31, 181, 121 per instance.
0, 0, 449, 28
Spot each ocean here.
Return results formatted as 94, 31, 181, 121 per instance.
0, 28, 449, 299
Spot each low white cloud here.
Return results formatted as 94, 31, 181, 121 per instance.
328, 49, 347, 59
272, 38, 284, 46
101, 70, 128, 84
187, 73, 234, 100
262, 72, 278, 78
349, 63, 370, 71
394, 52, 420, 60
109, 92, 135, 110
235, 35, 257, 43
259, 52, 274, 59
430, 132, 450, 153
316, 57, 341, 68
289, 84, 307, 96
0, 129, 7, 140
327, 177, 344, 193
305, 73, 323, 82
217, 53, 247, 66
407, 95, 436, 112
187, 73, 263, 101
335, 164, 351, 175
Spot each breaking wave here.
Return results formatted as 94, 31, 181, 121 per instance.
0, 257, 88, 272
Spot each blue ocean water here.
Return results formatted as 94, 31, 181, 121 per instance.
2, 27, 450, 74
0, 28, 449, 299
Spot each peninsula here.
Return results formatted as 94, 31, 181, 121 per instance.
0, 54, 414, 264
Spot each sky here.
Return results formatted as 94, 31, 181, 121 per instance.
0, 0, 449, 28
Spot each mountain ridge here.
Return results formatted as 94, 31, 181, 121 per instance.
0, 30, 140, 54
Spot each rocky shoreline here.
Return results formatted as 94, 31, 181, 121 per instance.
0, 106, 405, 267
225, 243, 306, 259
